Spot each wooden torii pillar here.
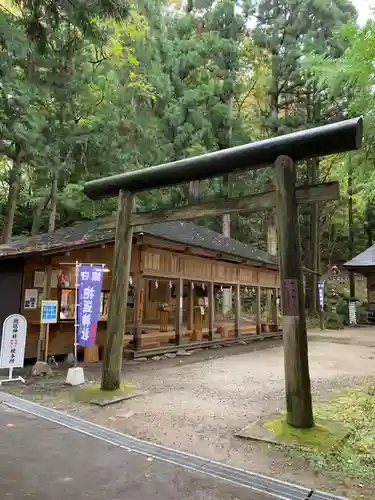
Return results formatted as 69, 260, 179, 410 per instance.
84, 117, 363, 429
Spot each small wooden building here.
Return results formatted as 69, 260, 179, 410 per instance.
0, 218, 281, 360
344, 246, 375, 319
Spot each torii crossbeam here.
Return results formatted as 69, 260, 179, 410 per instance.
84, 117, 363, 429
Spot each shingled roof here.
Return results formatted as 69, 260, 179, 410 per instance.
344, 245, 375, 270
0, 219, 278, 268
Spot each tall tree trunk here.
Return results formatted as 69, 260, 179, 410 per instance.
221, 94, 233, 318
266, 213, 277, 319
36, 169, 59, 362
267, 215, 277, 255
222, 176, 231, 238
306, 159, 320, 312
2, 144, 22, 244
306, 88, 320, 313
189, 180, 200, 202
31, 189, 52, 236
365, 201, 373, 248
270, 48, 279, 137
222, 94, 234, 238
48, 170, 58, 232
348, 159, 355, 299
310, 158, 320, 310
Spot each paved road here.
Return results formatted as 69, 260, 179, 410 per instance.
0, 404, 275, 500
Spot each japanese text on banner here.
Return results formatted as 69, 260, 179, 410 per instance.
9, 318, 19, 365
77, 265, 104, 347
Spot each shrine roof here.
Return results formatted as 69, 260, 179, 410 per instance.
0, 219, 278, 268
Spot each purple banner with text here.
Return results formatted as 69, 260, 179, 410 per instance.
76, 265, 104, 347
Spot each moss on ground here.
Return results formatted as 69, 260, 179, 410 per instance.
69, 383, 136, 403
269, 385, 375, 484
264, 418, 344, 451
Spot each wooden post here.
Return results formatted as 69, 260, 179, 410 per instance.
133, 274, 144, 350
277, 286, 282, 327
271, 289, 278, 327
255, 285, 261, 334
274, 155, 314, 429
267, 218, 277, 322
175, 278, 183, 345
208, 281, 214, 341
44, 324, 50, 362
37, 261, 52, 362
101, 189, 134, 391
235, 283, 241, 338
188, 284, 194, 331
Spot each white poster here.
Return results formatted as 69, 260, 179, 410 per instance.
349, 301, 357, 326
0, 314, 27, 369
33, 270, 59, 289
24, 289, 38, 310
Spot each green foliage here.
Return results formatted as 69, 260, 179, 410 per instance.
308, 19, 375, 261
324, 311, 345, 329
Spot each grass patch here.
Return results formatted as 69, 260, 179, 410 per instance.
264, 418, 344, 451
279, 384, 375, 483
71, 383, 136, 403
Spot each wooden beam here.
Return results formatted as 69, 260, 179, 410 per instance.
123, 182, 339, 227
188, 284, 194, 331
175, 278, 183, 346
208, 281, 214, 341
255, 285, 261, 335
133, 275, 145, 350
235, 283, 241, 338
274, 155, 313, 429
101, 189, 134, 391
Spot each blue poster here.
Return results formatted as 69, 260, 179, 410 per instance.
76, 265, 104, 347
318, 280, 324, 312
41, 300, 58, 324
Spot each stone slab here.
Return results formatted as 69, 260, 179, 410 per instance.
236, 413, 347, 450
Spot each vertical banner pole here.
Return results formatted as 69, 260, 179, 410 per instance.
318, 279, 325, 331
74, 261, 79, 367
67, 262, 104, 386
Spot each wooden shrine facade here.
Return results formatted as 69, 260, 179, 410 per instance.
344, 245, 375, 321
0, 218, 281, 361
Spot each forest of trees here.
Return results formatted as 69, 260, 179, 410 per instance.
1, 0, 374, 313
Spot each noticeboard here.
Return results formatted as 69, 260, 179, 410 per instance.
41, 300, 58, 324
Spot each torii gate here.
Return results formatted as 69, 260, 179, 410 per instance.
84, 117, 363, 429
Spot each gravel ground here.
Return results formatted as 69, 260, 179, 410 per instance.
77, 337, 375, 497
3, 329, 375, 498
